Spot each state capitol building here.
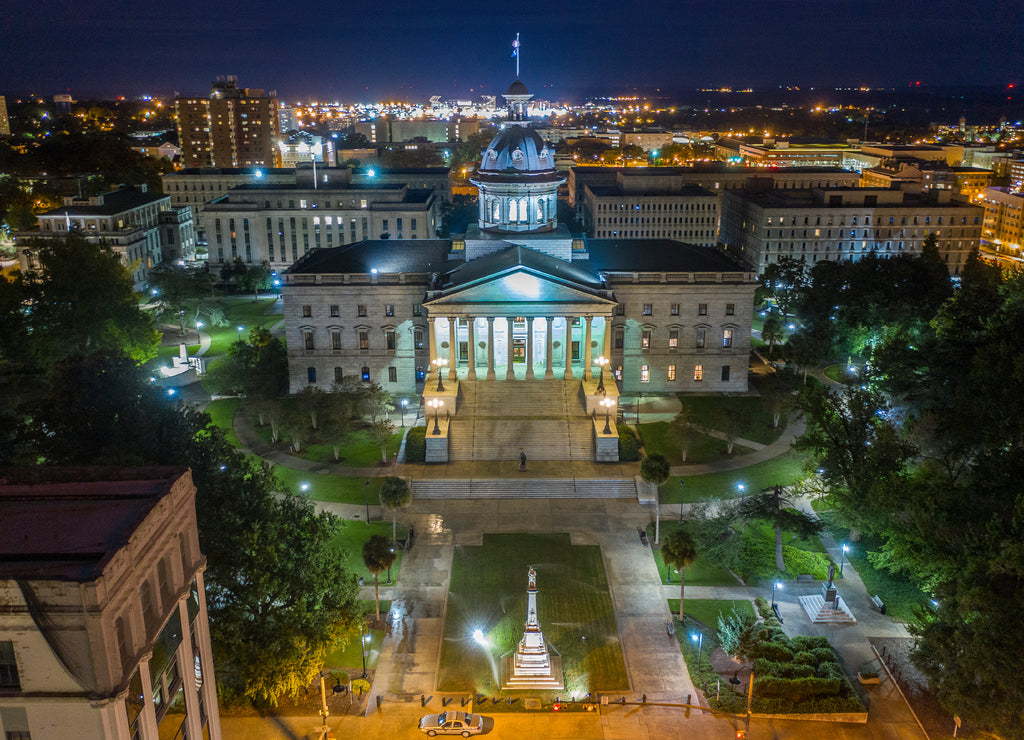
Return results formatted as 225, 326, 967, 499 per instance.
281, 77, 756, 410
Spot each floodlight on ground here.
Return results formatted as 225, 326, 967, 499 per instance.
167, 388, 175, 396
300, 482, 310, 492
472, 629, 490, 646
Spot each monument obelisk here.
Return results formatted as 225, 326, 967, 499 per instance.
502, 566, 563, 689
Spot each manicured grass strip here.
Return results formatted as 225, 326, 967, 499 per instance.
438, 533, 628, 697
204, 297, 281, 356
638, 421, 756, 465
674, 394, 786, 446
251, 418, 403, 467
667, 598, 756, 628
647, 521, 740, 586
206, 397, 243, 447
661, 449, 808, 504
324, 601, 390, 672
272, 466, 385, 506
331, 521, 403, 583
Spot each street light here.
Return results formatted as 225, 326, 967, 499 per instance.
432, 357, 448, 392
236, 325, 245, 341
594, 355, 609, 395
386, 547, 394, 585
600, 397, 616, 435
401, 398, 408, 427
691, 632, 704, 669
361, 630, 370, 678
195, 320, 203, 344
364, 480, 370, 523
839, 543, 850, 577
771, 581, 783, 609
737, 482, 746, 502
428, 398, 444, 435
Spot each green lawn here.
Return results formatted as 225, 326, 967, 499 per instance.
638, 421, 755, 465
204, 297, 282, 356
660, 449, 809, 504
727, 519, 832, 584
205, 397, 243, 447
323, 600, 390, 673
647, 521, 740, 586
438, 533, 628, 698
272, 466, 385, 507
675, 394, 786, 446
252, 418, 403, 467
331, 521, 403, 583
667, 598, 755, 629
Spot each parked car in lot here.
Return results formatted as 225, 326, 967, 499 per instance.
418, 710, 486, 736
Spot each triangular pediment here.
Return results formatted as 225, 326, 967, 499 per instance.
425, 267, 616, 308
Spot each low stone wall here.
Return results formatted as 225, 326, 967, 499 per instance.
750, 711, 868, 724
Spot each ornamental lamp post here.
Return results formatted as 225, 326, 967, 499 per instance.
600, 397, 616, 435
840, 543, 849, 577
361, 630, 370, 678
432, 357, 448, 392
771, 581, 783, 609
387, 547, 394, 585
595, 356, 609, 395
401, 398, 408, 427
428, 398, 444, 435
691, 632, 704, 669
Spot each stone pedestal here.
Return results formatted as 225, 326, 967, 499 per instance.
425, 417, 450, 463
594, 418, 619, 462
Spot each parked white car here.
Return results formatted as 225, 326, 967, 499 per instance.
418, 710, 486, 736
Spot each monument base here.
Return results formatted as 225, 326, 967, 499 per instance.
500, 654, 564, 690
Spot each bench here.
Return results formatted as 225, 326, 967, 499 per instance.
639, 530, 649, 547
796, 574, 815, 583
871, 595, 886, 615
666, 622, 675, 636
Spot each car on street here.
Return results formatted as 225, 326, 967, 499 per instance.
417, 710, 486, 736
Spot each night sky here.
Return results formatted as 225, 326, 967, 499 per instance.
2, 0, 1022, 102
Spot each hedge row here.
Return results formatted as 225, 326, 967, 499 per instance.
405, 427, 426, 462
618, 424, 640, 461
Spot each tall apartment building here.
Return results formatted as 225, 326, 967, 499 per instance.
15, 186, 189, 290
175, 76, 281, 169
0, 467, 221, 740
980, 186, 1024, 254
860, 159, 992, 200
201, 166, 440, 268
719, 186, 983, 274
0, 95, 10, 137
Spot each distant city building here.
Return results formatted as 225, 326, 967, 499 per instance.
52, 93, 75, 113
584, 183, 719, 245
201, 165, 440, 267
174, 76, 281, 168
16, 186, 187, 290
354, 117, 480, 144
980, 186, 1024, 254
278, 106, 297, 133
860, 159, 993, 200
130, 140, 182, 163
159, 205, 197, 262
0, 467, 221, 740
620, 130, 674, 152
351, 167, 453, 203
570, 165, 861, 233
278, 130, 335, 168
0, 95, 9, 137
1008, 156, 1024, 191
719, 186, 983, 273
715, 137, 861, 168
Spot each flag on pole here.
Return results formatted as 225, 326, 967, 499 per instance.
511, 33, 520, 58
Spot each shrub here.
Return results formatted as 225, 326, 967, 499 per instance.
791, 635, 831, 652
792, 651, 817, 666
717, 608, 758, 658
405, 426, 426, 462
618, 424, 640, 461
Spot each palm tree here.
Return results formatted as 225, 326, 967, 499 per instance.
661, 529, 699, 621
362, 534, 396, 621
379, 476, 411, 544
737, 485, 823, 571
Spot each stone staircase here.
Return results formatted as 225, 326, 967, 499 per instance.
411, 478, 637, 499
798, 594, 857, 623
449, 380, 595, 462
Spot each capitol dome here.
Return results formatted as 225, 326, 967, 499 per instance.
478, 125, 555, 176
506, 79, 529, 96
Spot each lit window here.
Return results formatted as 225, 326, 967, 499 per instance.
330, 305, 339, 317
641, 330, 652, 349
669, 330, 678, 348
668, 365, 676, 381
642, 303, 652, 316
641, 365, 650, 383
694, 364, 704, 381
385, 304, 394, 317
361, 366, 370, 382
670, 303, 680, 316
359, 330, 369, 350
358, 305, 367, 317
723, 329, 733, 348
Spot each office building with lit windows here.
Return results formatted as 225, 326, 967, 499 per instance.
0, 468, 221, 740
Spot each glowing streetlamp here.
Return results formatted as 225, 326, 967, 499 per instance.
400, 398, 408, 427
361, 631, 370, 678
771, 581, 783, 609
594, 355, 609, 395
428, 398, 444, 435
839, 543, 850, 577
432, 357, 448, 392
691, 632, 704, 669
236, 325, 245, 341
600, 397, 616, 435
386, 547, 395, 584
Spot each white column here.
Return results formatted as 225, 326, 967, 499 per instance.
563, 316, 574, 380
603, 315, 612, 359
544, 316, 554, 379
467, 317, 477, 380
584, 316, 593, 380
506, 317, 515, 380
448, 318, 457, 380
486, 317, 496, 380
428, 316, 438, 369
525, 317, 535, 379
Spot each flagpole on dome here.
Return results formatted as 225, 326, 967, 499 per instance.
512, 33, 520, 79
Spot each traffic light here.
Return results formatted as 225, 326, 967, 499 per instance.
735, 732, 746, 739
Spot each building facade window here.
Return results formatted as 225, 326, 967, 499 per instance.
670, 303, 680, 316
361, 366, 371, 382
385, 304, 394, 317
668, 330, 678, 348
640, 364, 649, 383
614, 328, 624, 350
330, 305, 340, 317
334, 367, 344, 383
304, 331, 315, 350
726, 303, 735, 316
694, 364, 704, 381
696, 328, 706, 349
331, 331, 342, 350
642, 303, 652, 316
307, 367, 316, 384
723, 329, 733, 348
0, 641, 21, 690
641, 330, 652, 349
359, 330, 369, 350
386, 330, 397, 350
721, 365, 731, 382
698, 303, 707, 316
358, 305, 367, 317
667, 365, 676, 381
388, 367, 397, 383
414, 330, 424, 349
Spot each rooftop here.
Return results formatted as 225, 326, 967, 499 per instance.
583, 239, 747, 273
38, 187, 168, 218
0, 467, 190, 582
